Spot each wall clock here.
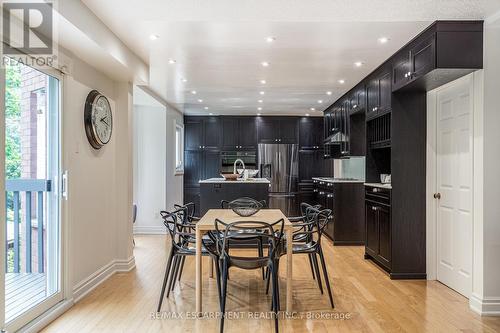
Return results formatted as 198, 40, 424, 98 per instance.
84, 90, 113, 149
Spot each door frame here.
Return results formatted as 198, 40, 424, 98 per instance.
1, 64, 71, 332
426, 72, 484, 300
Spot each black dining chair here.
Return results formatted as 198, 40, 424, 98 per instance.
213, 218, 285, 333
267, 207, 334, 308
288, 203, 322, 281
157, 208, 221, 312
220, 198, 267, 279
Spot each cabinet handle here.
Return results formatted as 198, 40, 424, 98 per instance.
372, 188, 379, 193
404, 73, 408, 78
327, 194, 333, 198
199, 146, 202, 149
374, 107, 378, 111
353, 104, 357, 109
433, 193, 441, 199
202, 146, 205, 149
319, 182, 325, 185
327, 183, 332, 187
372, 206, 377, 211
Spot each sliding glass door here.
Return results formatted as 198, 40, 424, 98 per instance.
3, 59, 63, 330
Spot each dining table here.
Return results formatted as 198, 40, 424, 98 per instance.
195, 209, 294, 313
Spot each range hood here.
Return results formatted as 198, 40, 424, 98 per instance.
324, 130, 347, 145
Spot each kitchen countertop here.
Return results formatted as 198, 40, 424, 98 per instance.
312, 177, 365, 184
199, 178, 271, 184
364, 182, 392, 189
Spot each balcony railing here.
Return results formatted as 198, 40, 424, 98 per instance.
5, 179, 51, 274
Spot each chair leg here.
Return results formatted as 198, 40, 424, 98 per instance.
312, 253, 323, 294
318, 247, 335, 308
170, 255, 181, 291
308, 254, 316, 280
214, 257, 222, 309
177, 256, 186, 281
265, 265, 271, 295
271, 262, 280, 333
157, 248, 174, 312
275, 259, 280, 311
166, 256, 179, 298
220, 260, 229, 333
257, 237, 265, 280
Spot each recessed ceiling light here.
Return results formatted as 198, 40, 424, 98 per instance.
149, 34, 159, 40
266, 36, 276, 43
305, 113, 310, 117
257, 113, 262, 116
209, 113, 213, 115
260, 79, 267, 84
338, 79, 345, 84
191, 90, 197, 94
204, 106, 209, 110
257, 107, 263, 111
168, 59, 176, 64
326, 91, 332, 95
197, 99, 203, 103
310, 107, 316, 111
259, 91, 265, 95
261, 61, 270, 67
258, 99, 263, 103
181, 78, 188, 83
318, 100, 323, 104
378, 37, 390, 44
354, 61, 364, 67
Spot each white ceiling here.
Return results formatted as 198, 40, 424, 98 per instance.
83, 0, 500, 116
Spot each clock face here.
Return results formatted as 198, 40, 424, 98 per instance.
84, 90, 113, 149
91, 96, 112, 145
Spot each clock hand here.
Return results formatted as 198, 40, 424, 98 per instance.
100, 117, 109, 126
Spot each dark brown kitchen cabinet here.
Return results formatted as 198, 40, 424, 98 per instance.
298, 150, 327, 183
391, 21, 483, 92
185, 116, 222, 151
299, 117, 323, 150
364, 186, 391, 271
366, 67, 392, 121
184, 187, 201, 216
348, 84, 366, 115
257, 117, 298, 143
222, 117, 257, 150
184, 150, 221, 187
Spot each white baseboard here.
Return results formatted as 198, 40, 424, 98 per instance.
133, 225, 166, 234
470, 294, 500, 316
19, 299, 74, 333
73, 256, 136, 303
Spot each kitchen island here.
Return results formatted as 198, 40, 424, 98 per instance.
199, 178, 270, 215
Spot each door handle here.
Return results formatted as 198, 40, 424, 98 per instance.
433, 193, 441, 199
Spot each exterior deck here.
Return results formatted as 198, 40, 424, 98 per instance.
5, 273, 46, 321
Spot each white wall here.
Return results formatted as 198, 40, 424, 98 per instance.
471, 13, 500, 315
63, 54, 134, 298
133, 89, 183, 234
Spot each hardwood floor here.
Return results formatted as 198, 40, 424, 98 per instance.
43, 235, 500, 333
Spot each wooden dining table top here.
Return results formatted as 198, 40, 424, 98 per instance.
196, 209, 292, 231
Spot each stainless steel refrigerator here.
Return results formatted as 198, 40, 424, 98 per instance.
258, 143, 299, 216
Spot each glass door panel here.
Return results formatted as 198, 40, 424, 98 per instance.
4, 59, 62, 326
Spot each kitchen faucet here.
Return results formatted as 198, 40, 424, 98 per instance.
233, 158, 245, 175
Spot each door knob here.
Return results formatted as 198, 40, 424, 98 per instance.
434, 193, 441, 199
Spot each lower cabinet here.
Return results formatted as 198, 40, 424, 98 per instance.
364, 186, 392, 271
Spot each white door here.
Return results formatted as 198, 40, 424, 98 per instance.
435, 75, 473, 297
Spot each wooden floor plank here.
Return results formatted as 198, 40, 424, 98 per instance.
42, 235, 500, 333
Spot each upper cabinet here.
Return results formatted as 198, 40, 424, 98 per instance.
185, 116, 222, 151
366, 65, 392, 121
299, 117, 323, 150
348, 84, 366, 115
257, 117, 298, 144
391, 21, 483, 92
222, 117, 257, 150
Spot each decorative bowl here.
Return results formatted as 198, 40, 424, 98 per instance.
229, 197, 263, 217
220, 173, 240, 181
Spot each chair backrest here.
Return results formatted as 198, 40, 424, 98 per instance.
299, 202, 321, 217
174, 202, 196, 222
160, 209, 196, 251
220, 197, 266, 209
214, 218, 285, 262
292, 206, 332, 244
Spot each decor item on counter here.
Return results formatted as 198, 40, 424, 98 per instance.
84, 90, 113, 149
380, 174, 391, 183
237, 169, 259, 178
220, 173, 240, 181
227, 197, 264, 217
